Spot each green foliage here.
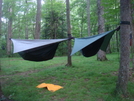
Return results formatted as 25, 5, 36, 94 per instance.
102, 0, 120, 26
41, 0, 66, 39
55, 41, 68, 56
41, 0, 67, 56
1, 54, 134, 101
42, 11, 66, 39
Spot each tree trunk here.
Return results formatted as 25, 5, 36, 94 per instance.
0, 0, 2, 37
86, 0, 90, 36
130, 0, 134, 69
116, 0, 130, 96
7, 8, 12, 57
66, 0, 72, 66
80, 13, 84, 38
25, 26, 28, 39
35, 0, 41, 39
116, 32, 119, 52
25, 0, 29, 39
97, 0, 107, 61
132, 28, 134, 69
0, 0, 2, 97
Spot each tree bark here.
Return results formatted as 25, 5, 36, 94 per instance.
25, 0, 29, 39
130, 0, 134, 69
7, 8, 12, 57
97, 0, 107, 61
0, 0, 2, 36
116, 0, 130, 96
35, 0, 41, 39
66, 0, 72, 66
0, 0, 2, 97
86, 0, 90, 36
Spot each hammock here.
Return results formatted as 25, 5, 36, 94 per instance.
71, 30, 115, 57
11, 39, 68, 61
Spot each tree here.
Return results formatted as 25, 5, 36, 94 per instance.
66, 0, 72, 66
130, 0, 134, 69
35, 0, 41, 39
86, 0, 90, 36
7, 7, 13, 56
24, 0, 29, 39
116, 0, 130, 96
0, 0, 2, 58
0, 0, 2, 37
0, 0, 2, 98
97, 0, 107, 61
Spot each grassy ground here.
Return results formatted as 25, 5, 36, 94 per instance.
0, 53, 134, 101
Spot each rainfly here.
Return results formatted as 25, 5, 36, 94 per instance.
71, 30, 115, 57
11, 38, 68, 61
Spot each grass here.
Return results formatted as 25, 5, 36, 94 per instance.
0, 53, 134, 101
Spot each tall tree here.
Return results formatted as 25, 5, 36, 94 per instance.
97, 0, 107, 61
0, 0, 2, 37
116, 0, 130, 96
7, 7, 12, 56
35, 0, 41, 39
86, 0, 90, 36
0, 0, 2, 57
0, 0, 2, 98
24, 0, 29, 39
66, 0, 72, 66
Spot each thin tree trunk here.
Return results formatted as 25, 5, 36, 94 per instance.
97, 0, 107, 61
86, 0, 90, 36
0, 0, 2, 96
25, 26, 28, 39
25, 0, 29, 39
0, 0, 2, 36
7, 18, 12, 56
35, 0, 41, 39
80, 14, 84, 38
66, 0, 72, 66
7, 8, 12, 57
116, 32, 119, 52
116, 0, 130, 96
106, 26, 111, 53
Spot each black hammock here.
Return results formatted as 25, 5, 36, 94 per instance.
11, 39, 67, 62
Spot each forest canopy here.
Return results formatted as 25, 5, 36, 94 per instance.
0, 0, 130, 57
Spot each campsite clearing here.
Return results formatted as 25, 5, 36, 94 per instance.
0, 53, 134, 101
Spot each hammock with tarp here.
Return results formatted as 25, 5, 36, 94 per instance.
11, 39, 68, 61
11, 29, 116, 62
71, 30, 115, 57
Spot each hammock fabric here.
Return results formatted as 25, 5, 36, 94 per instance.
11, 39, 68, 61
18, 43, 59, 61
71, 30, 115, 57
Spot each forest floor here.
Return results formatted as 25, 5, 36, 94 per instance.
0, 53, 134, 101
